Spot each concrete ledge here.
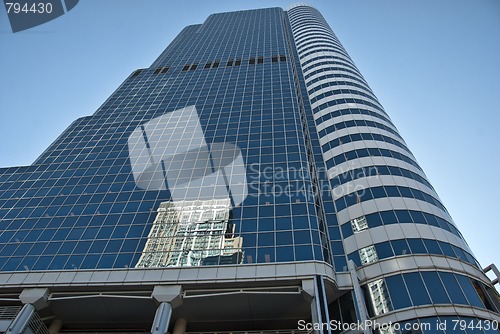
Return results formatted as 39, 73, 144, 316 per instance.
0, 261, 346, 290
356, 254, 491, 287
373, 304, 500, 325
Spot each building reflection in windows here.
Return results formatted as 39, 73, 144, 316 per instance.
351, 216, 368, 233
359, 245, 378, 265
365, 279, 393, 316
136, 198, 243, 268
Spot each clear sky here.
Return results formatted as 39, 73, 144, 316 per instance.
0, 1, 499, 271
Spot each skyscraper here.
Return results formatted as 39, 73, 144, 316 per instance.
0, 4, 498, 334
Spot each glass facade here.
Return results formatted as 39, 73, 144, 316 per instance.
0, 7, 334, 272
0, 5, 498, 333
363, 271, 494, 316
287, 5, 499, 329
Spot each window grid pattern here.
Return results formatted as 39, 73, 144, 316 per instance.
347, 237, 478, 268
0, 7, 330, 271
362, 271, 496, 317
340, 210, 462, 240
288, 3, 495, 323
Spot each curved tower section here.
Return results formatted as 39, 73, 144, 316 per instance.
288, 4, 500, 330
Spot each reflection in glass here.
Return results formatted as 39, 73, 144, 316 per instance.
136, 199, 243, 268
359, 245, 378, 265
367, 279, 393, 316
351, 216, 368, 233
127, 105, 248, 207
378, 326, 398, 334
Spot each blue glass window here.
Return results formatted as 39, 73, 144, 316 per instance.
385, 274, 411, 309
403, 272, 431, 306
454, 274, 484, 308
421, 271, 450, 304
438, 272, 468, 305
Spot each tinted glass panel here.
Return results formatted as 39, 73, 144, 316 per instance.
438, 272, 468, 305
403, 272, 431, 306
454, 274, 484, 308
375, 242, 393, 259
407, 238, 426, 254
421, 271, 450, 304
386, 274, 411, 309
426, 241, 443, 256
392, 239, 410, 256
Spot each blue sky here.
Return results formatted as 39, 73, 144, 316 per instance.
0, 1, 499, 270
